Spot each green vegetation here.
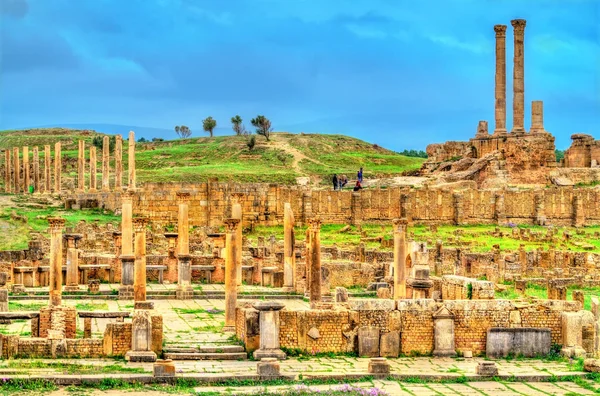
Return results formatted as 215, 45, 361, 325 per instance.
8, 302, 46, 311
496, 283, 600, 311
5, 360, 147, 374
75, 302, 109, 311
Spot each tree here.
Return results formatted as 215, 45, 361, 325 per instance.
246, 135, 256, 151
231, 115, 246, 136
251, 115, 272, 141
175, 125, 191, 139
203, 117, 217, 138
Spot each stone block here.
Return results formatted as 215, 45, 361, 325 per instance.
134, 302, 155, 310
477, 361, 498, 376
486, 328, 551, 358
368, 357, 390, 375
584, 358, 600, 373
335, 287, 348, 303
463, 350, 473, 358
379, 331, 400, 358
257, 357, 280, 377
358, 326, 380, 357
125, 351, 157, 362
153, 359, 175, 377
367, 282, 390, 291
376, 287, 391, 299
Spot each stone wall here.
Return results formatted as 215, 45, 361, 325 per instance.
70, 182, 600, 227
565, 134, 600, 168
441, 275, 495, 300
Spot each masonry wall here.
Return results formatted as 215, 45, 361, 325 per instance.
71, 182, 600, 227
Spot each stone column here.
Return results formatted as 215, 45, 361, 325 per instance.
393, 218, 408, 299
252, 301, 287, 360
561, 312, 586, 358
102, 135, 110, 191
54, 142, 61, 192
115, 135, 123, 190
308, 218, 322, 308
176, 192, 193, 300
231, 193, 244, 286
89, 146, 97, 192
128, 131, 136, 190
530, 101, 545, 133
433, 306, 456, 357
22, 146, 29, 193
164, 233, 178, 284
48, 217, 65, 306
64, 234, 82, 291
224, 218, 240, 332
119, 191, 135, 299
44, 145, 51, 193
511, 19, 527, 133
4, 149, 10, 193
133, 217, 151, 309
13, 147, 19, 193
33, 147, 40, 193
494, 24, 507, 135
77, 140, 85, 192
283, 203, 296, 291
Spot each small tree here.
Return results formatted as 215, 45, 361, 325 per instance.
203, 117, 217, 138
246, 135, 256, 151
251, 115, 272, 141
231, 115, 246, 136
175, 125, 191, 139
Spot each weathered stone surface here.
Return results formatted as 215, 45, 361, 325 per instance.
477, 361, 498, 376
367, 357, 390, 374
308, 327, 320, 340
153, 359, 175, 377
584, 358, 600, 373
257, 358, 280, 377
358, 326, 380, 357
379, 331, 400, 358
486, 327, 551, 358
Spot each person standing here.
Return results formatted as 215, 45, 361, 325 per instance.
357, 167, 363, 183
332, 174, 338, 191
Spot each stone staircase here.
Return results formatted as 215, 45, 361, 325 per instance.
163, 344, 247, 360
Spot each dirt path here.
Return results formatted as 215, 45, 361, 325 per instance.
268, 135, 328, 180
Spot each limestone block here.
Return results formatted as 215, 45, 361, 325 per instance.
584, 358, 600, 373
561, 312, 586, 358
335, 287, 348, 303
573, 290, 585, 310
376, 287, 391, 299
477, 361, 498, 376
433, 306, 456, 357
358, 326, 380, 357
257, 358, 280, 377
368, 357, 390, 375
379, 331, 400, 358
308, 327, 320, 340
153, 359, 176, 377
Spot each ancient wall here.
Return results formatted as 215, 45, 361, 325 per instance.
69, 182, 600, 227
565, 134, 600, 168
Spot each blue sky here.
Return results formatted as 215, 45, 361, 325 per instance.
1, 0, 598, 150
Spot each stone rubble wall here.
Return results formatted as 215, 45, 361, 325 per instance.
441, 275, 495, 300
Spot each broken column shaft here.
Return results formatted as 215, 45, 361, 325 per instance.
283, 203, 296, 292
393, 218, 408, 299
224, 218, 240, 332
48, 217, 65, 306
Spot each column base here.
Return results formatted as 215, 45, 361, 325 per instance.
12, 284, 26, 294
493, 128, 507, 136
134, 301, 154, 310
253, 348, 287, 361
119, 285, 134, 300
64, 285, 83, 292
433, 349, 457, 358
222, 325, 236, 333
561, 346, 586, 358
281, 286, 294, 292
125, 350, 157, 362
175, 286, 194, 300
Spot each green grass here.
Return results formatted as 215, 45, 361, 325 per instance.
5, 360, 147, 374
74, 302, 109, 311
496, 283, 600, 311
8, 302, 46, 311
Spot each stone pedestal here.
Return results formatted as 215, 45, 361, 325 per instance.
257, 358, 280, 377
433, 306, 456, 357
368, 357, 390, 375
477, 361, 498, 376
153, 359, 175, 377
561, 312, 586, 358
224, 218, 240, 332
176, 254, 193, 300
125, 310, 157, 362
253, 301, 286, 360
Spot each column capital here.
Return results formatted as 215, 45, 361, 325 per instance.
48, 217, 66, 231
133, 217, 148, 232
231, 192, 245, 202
176, 191, 191, 201
392, 218, 408, 233
308, 217, 321, 231
224, 218, 240, 232
510, 19, 526, 32
494, 24, 507, 36
121, 189, 135, 203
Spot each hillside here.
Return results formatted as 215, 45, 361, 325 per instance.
0, 128, 424, 185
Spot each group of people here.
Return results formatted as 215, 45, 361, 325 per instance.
332, 167, 363, 191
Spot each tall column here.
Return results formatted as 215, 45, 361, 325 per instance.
22, 146, 29, 193
308, 218, 322, 308
115, 135, 123, 190
13, 147, 19, 193
224, 218, 240, 332
102, 136, 110, 191
133, 217, 150, 308
48, 217, 65, 306
54, 142, 61, 192
89, 146, 97, 191
530, 101, 545, 133
493, 24, 507, 135
64, 234, 82, 291
511, 19, 527, 133
128, 131, 136, 190
77, 140, 85, 192
393, 218, 408, 299
44, 145, 51, 193
283, 203, 296, 291
119, 191, 135, 299
4, 149, 10, 193
176, 191, 193, 300
231, 193, 244, 286
33, 147, 40, 193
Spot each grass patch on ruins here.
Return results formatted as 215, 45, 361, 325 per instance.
8, 302, 46, 311
496, 283, 600, 311
4, 360, 147, 375
74, 302, 109, 311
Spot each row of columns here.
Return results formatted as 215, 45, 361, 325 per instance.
492, 19, 545, 135
2, 131, 136, 194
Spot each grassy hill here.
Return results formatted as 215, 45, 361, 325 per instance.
0, 128, 424, 185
